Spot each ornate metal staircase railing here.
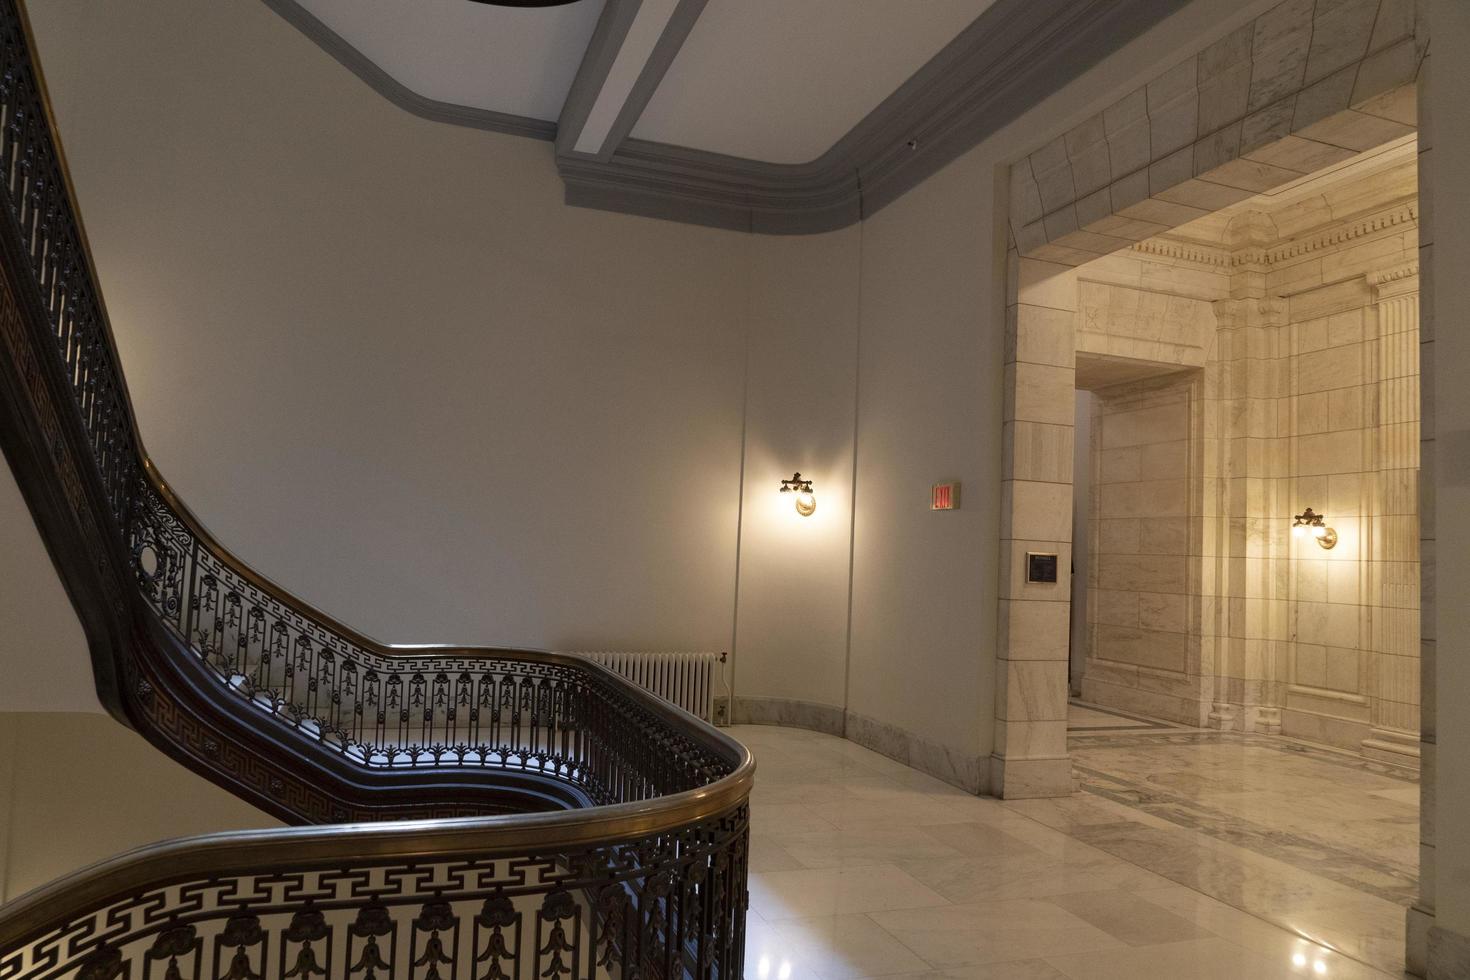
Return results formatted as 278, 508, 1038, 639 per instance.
0, 0, 753, 976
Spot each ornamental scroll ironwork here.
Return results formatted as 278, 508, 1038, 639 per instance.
0, 3, 752, 979
0, 0, 730, 795
129, 473, 727, 791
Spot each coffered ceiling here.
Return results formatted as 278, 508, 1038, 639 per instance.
267, 0, 1191, 231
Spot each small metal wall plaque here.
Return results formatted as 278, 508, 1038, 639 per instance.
1026, 552, 1059, 584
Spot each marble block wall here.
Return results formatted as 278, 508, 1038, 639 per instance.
1073, 146, 1421, 761
1085, 375, 1210, 720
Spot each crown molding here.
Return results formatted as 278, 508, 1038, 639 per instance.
261, 0, 557, 141
1128, 239, 1231, 269
1136, 200, 1420, 274
264, 0, 1190, 234
562, 0, 1192, 233
1262, 201, 1418, 266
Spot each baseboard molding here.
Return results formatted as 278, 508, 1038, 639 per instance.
988, 752, 1074, 799
730, 696, 845, 735
1364, 727, 1423, 769
1428, 923, 1470, 979
731, 697, 987, 795
844, 710, 987, 795
1079, 674, 1209, 727
1407, 904, 1433, 977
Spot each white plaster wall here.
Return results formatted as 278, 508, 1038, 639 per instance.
735, 229, 860, 712
0, 460, 97, 713
1426, 0, 1470, 947
841, 0, 1281, 773
846, 152, 1000, 760
27, 0, 753, 655
7, 0, 1293, 795
0, 713, 278, 903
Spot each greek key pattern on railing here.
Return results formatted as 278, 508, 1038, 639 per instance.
0, 803, 750, 980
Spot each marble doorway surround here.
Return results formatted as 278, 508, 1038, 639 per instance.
991, 0, 1441, 969
994, 0, 1424, 801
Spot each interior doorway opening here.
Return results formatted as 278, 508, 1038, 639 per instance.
1065, 135, 1422, 763
1054, 136, 1421, 977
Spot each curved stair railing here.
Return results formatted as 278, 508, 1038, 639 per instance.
0, 782, 752, 980
0, 1, 752, 976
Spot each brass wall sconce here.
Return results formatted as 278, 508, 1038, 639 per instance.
1293, 508, 1337, 549
780, 472, 816, 517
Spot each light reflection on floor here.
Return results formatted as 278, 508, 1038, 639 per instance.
734, 724, 1409, 980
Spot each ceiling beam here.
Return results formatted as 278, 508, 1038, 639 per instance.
555, 0, 708, 163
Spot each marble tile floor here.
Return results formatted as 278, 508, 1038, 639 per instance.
1058, 703, 1420, 976
733, 724, 1411, 980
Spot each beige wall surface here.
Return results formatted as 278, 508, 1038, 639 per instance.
1425, 0, 1470, 951
8, 0, 1294, 798
0, 461, 96, 713
840, 0, 1284, 783
844, 152, 1001, 778
735, 229, 861, 715
0, 713, 278, 903
29, 0, 754, 656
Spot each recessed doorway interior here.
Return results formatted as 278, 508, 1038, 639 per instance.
1056, 135, 1422, 978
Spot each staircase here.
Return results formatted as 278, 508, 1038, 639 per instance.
0, 1, 752, 976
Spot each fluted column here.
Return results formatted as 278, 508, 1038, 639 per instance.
1206, 293, 1290, 733
1364, 264, 1422, 763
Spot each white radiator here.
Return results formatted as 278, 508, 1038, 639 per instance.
568, 651, 728, 723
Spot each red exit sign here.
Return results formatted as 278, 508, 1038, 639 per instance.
931, 481, 960, 511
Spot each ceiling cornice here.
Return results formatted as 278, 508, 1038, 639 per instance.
265, 0, 1191, 234
262, 0, 556, 141
561, 0, 1195, 233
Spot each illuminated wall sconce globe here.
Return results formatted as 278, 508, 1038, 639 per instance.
780, 472, 816, 517
1293, 508, 1337, 549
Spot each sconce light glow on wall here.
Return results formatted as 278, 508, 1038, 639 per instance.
1293, 508, 1337, 549
780, 473, 816, 517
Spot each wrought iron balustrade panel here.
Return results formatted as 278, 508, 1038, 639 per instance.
126, 472, 729, 793
0, 5, 753, 977
0, 5, 136, 526
0, 0, 733, 800
0, 803, 750, 980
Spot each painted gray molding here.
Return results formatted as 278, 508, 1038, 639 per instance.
558, 0, 1194, 233
554, 0, 642, 159
557, 0, 710, 164
265, 0, 1188, 232
595, 0, 709, 164
262, 0, 556, 141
